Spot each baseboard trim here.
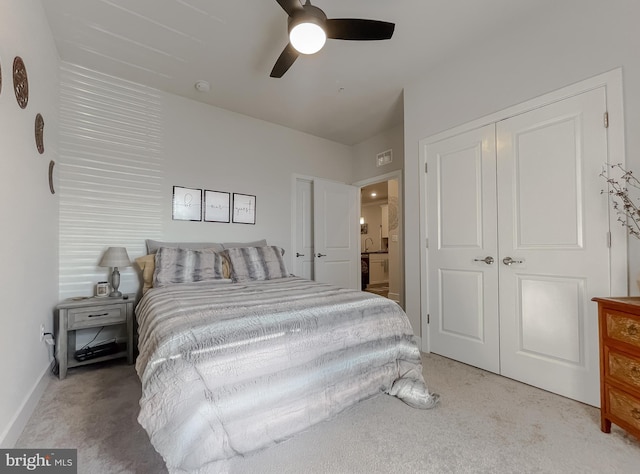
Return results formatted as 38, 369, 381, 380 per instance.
0, 364, 51, 448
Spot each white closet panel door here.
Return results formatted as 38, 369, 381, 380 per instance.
426, 124, 500, 373
497, 87, 609, 406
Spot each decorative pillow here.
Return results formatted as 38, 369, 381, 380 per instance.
135, 254, 156, 294
153, 247, 224, 287
223, 246, 289, 282
146, 239, 224, 254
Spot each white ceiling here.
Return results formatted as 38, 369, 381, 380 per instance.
42, 0, 557, 145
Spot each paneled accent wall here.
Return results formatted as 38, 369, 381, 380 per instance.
58, 63, 163, 298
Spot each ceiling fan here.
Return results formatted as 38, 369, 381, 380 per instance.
270, 0, 395, 78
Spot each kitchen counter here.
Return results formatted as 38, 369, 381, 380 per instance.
361, 251, 388, 255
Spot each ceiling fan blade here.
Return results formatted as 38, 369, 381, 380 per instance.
325, 19, 395, 40
270, 43, 299, 78
276, 0, 303, 17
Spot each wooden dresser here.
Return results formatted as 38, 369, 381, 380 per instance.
593, 297, 640, 440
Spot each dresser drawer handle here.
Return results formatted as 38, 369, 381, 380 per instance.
632, 409, 640, 420
628, 324, 639, 336
88, 313, 109, 318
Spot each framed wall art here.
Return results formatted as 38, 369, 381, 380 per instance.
172, 186, 202, 221
232, 193, 256, 225
204, 190, 230, 223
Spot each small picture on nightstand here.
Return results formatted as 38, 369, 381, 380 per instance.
96, 282, 109, 297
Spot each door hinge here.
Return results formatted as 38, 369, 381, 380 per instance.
427, 314, 430, 324
425, 163, 428, 173
604, 112, 609, 129
607, 231, 611, 248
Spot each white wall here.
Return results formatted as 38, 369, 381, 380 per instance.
56, 66, 354, 298
160, 92, 354, 278
403, 0, 640, 335
0, 0, 59, 446
352, 123, 403, 183
58, 63, 164, 300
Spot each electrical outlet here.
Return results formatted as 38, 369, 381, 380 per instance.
40, 324, 45, 342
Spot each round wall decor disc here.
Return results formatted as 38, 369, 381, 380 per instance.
13, 56, 29, 109
35, 113, 45, 154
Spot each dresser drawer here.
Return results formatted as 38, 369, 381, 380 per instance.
605, 310, 640, 347
607, 350, 640, 390
68, 305, 125, 330
608, 386, 640, 432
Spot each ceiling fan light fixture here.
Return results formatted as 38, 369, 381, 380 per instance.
288, 5, 327, 55
289, 21, 326, 55
271, 0, 395, 78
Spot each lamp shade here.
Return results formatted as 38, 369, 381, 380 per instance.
99, 247, 131, 268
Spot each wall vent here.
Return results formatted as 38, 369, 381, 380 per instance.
376, 149, 393, 167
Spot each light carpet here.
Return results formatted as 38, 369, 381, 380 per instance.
16, 353, 640, 473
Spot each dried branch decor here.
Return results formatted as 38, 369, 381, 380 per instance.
601, 163, 640, 239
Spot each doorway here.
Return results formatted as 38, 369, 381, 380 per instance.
292, 175, 360, 290
357, 173, 403, 306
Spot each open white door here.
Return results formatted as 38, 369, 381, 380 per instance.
313, 178, 360, 289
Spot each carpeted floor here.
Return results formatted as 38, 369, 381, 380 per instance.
16, 353, 640, 473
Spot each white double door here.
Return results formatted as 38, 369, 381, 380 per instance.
426, 88, 611, 406
293, 177, 360, 289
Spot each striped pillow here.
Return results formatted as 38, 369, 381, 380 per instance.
153, 247, 224, 287
223, 246, 289, 282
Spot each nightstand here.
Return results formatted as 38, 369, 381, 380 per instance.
55, 294, 135, 379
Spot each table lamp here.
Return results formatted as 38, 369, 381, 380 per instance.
99, 247, 131, 297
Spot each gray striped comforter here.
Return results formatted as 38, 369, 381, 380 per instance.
135, 277, 438, 473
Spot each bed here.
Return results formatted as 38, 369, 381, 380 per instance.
134, 243, 439, 473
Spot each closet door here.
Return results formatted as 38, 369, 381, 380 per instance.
425, 87, 611, 406
426, 124, 500, 373
496, 87, 609, 406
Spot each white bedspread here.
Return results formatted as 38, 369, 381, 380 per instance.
135, 277, 438, 473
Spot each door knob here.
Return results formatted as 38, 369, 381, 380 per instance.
473, 256, 494, 265
296, 252, 305, 257
316, 253, 327, 258
502, 256, 524, 266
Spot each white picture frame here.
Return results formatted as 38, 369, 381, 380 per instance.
232, 193, 256, 225
204, 190, 231, 223
172, 186, 202, 221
